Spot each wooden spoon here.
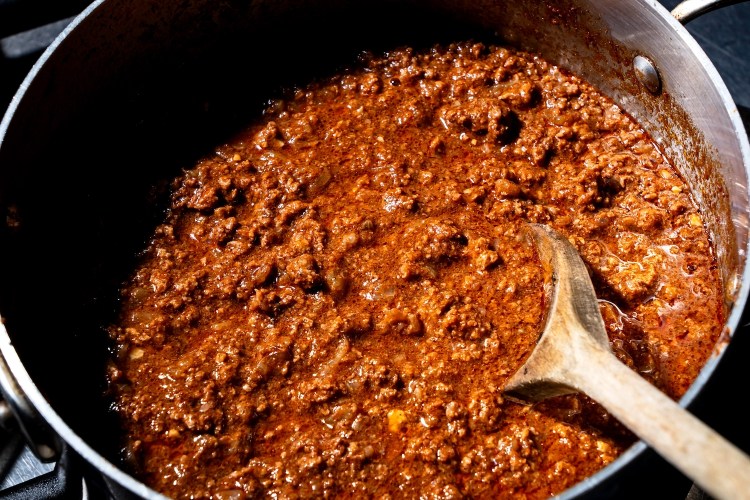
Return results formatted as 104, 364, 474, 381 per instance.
505, 223, 750, 500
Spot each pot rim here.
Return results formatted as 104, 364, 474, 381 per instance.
1, 0, 749, 498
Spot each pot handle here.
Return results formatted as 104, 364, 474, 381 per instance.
671, 0, 747, 23
0, 350, 61, 462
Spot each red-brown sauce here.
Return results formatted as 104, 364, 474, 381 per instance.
106, 41, 725, 499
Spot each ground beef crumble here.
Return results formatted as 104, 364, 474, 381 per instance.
106, 41, 725, 499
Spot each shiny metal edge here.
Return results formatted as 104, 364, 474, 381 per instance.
0, 2, 170, 497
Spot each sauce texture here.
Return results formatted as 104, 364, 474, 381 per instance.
107, 41, 725, 499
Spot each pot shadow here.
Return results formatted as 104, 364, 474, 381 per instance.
0, 1, 502, 483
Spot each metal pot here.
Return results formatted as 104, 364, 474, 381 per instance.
0, 0, 747, 498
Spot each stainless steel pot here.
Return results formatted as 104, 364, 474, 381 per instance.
0, 0, 747, 498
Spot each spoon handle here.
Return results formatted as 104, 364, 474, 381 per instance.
508, 224, 750, 499
567, 338, 750, 500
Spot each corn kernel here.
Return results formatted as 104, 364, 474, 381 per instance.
387, 409, 406, 432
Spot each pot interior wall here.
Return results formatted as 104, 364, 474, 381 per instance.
0, 0, 516, 470
0, 0, 744, 495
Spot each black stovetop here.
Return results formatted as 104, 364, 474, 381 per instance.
1, 1, 750, 499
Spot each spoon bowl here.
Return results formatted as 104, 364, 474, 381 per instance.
506, 223, 750, 500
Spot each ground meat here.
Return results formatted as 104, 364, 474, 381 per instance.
106, 41, 726, 499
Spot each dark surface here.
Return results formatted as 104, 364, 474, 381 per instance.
0, 0, 90, 38
0, 1, 749, 499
